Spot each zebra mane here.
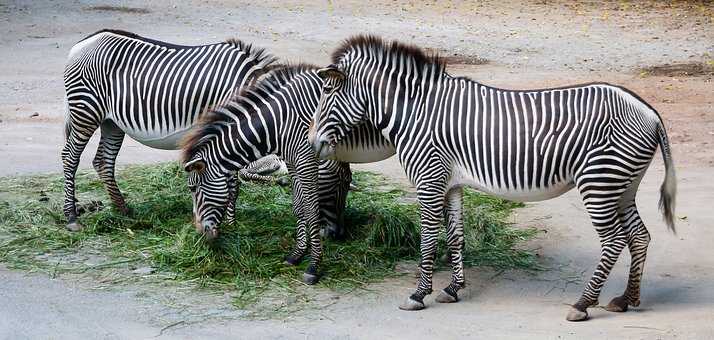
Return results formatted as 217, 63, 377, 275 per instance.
331, 34, 445, 76
180, 63, 318, 164
239, 63, 319, 96
224, 38, 278, 69
180, 110, 229, 164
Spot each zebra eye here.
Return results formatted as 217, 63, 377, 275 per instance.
188, 184, 197, 193
323, 86, 334, 94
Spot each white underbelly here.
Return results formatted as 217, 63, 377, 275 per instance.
449, 165, 575, 202
332, 145, 396, 163
113, 120, 192, 150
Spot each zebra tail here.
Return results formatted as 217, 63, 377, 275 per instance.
657, 123, 677, 234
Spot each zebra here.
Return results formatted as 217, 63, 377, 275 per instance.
181, 64, 394, 283
61, 29, 315, 233
308, 35, 676, 321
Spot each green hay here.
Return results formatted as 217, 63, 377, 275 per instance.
0, 163, 537, 310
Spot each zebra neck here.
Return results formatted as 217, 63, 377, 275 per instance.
219, 109, 280, 171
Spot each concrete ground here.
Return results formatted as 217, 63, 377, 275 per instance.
1, 1, 712, 339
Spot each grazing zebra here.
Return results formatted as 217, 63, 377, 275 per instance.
181, 64, 394, 283
309, 35, 676, 321
61, 29, 308, 232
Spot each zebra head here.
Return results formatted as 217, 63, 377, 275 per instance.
183, 155, 232, 240
309, 64, 367, 159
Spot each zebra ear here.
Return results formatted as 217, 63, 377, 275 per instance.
317, 66, 345, 80
184, 158, 207, 173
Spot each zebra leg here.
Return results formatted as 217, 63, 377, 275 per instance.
62, 122, 98, 231
316, 161, 339, 239
238, 170, 276, 183
436, 187, 465, 303
606, 174, 650, 312
334, 163, 352, 239
321, 162, 351, 239
567, 174, 629, 321
284, 171, 308, 267
298, 163, 322, 285
94, 121, 129, 214
225, 174, 240, 225
399, 183, 446, 311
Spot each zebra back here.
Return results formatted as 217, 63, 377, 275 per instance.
64, 29, 276, 149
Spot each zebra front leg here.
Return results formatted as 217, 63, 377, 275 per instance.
284, 174, 308, 266
62, 124, 98, 231
285, 217, 308, 266
297, 161, 322, 285
95, 121, 129, 214
332, 162, 352, 239
321, 161, 351, 239
399, 184, 445, 311
606, 203, 650, 313
435, 187, 465, 303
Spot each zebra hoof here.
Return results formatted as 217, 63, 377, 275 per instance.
435, 289, 458, 303
65, 221, 83, 232
398, 297, 425, 311
605, 296, 629, 312
566, 306, 589, 321
302, 272, 320, 285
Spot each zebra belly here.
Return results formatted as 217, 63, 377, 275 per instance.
332, 144, 396, 163
449, 165, 575, 202
111, 118, 192, 150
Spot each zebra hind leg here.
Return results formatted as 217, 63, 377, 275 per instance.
606, 177, 651, 313
606, 205, 650, 313
567, 168, 631, 321
436, 187, 465, 303
94, 121, 129, 214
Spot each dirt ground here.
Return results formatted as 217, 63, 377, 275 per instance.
0, 0, 713, 339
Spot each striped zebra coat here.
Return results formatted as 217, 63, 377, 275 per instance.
309, 35, 676, 321
61, 30, 345, 236
181, 64, 394, 284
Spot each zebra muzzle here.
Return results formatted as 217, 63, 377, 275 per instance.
196, 219, 219, 240
312, 135, 336, 159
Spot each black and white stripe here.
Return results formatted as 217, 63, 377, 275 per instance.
181, 64, 394, 283
310, 35, 676, 320
61, 29, 285, 230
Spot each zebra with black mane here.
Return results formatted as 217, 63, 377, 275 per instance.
62, 30, 345, 235
181, 64, 394, 283
309, 35, 676, 321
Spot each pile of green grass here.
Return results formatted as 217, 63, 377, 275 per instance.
0, 163, 537, 306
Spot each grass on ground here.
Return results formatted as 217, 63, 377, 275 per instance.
0, 163, 538, 311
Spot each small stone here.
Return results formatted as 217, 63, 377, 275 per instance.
30, 112, 39, 118
132, 266, 155, 275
